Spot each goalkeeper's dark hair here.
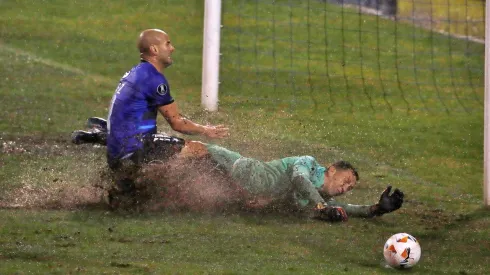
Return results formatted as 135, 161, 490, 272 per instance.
331, 161, 359, 181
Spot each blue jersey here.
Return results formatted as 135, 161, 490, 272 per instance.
107, 61, 174, 160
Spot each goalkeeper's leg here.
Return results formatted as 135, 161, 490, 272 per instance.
178, 141, 243, 175
178, 141, 211, 159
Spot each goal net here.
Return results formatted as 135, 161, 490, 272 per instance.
216, 0, 484, 114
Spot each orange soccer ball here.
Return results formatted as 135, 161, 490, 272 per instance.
383, 233, 421, 269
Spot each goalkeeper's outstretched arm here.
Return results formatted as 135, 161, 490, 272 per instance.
324, 186, 404, 218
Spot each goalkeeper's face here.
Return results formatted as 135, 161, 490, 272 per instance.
322, 168, 357, 196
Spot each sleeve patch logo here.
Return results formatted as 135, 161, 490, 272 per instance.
156, 83, 169, 96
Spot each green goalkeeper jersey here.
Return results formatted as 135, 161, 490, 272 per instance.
205, 144, 373, 217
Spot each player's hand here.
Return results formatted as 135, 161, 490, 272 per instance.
371, 186, 404, 216
313, 203, 348, 222
203, 124, 229, 139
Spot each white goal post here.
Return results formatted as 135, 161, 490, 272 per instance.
201, 0, 221, 112
485, 0, 490, 206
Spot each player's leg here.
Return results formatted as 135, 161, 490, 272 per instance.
87, 117, 107, 131
178, 140, 210, 159
107, 134, 186, 209
201, 144, 242, 172
71, 117, 108, 145
106, 161, 141, 210
105, 149, 150, 210
71, 128, 107, 145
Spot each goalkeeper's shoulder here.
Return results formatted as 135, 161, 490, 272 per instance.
285, 155, 320, 168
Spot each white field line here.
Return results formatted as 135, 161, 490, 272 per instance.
0, 41, 114, 85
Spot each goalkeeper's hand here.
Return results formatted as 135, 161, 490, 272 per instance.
370, 186, 404, 216
313, 203, 348, 222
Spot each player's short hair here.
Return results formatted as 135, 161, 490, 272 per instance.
331, 161, 359, 181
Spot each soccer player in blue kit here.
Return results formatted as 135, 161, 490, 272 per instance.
72, 29, 228, 200
105, 29, 228, 170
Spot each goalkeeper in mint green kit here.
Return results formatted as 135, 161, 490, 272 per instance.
181, 141, 405, 222
72, 116, 403, 221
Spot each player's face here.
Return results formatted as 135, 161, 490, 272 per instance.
157, 33, 175, 68
322, 168, 357, 196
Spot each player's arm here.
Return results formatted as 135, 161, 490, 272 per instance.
291, 164, 348, 222
158, 102, 228, 138
291, 173, 348, 222
325, 186, 404, 218
323, 198, 373, 218
291, 165, 326, 206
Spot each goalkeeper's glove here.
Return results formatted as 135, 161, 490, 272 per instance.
313, 203, 348, 222
370, 186, 404, 216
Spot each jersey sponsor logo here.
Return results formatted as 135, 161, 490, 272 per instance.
156, 83, 169, 96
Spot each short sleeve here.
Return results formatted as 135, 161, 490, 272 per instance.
150, 81, 174, 106
140, 72, 174, 106
291, 156, 325, 188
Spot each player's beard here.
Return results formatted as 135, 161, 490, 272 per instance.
163, 56, 173, 68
